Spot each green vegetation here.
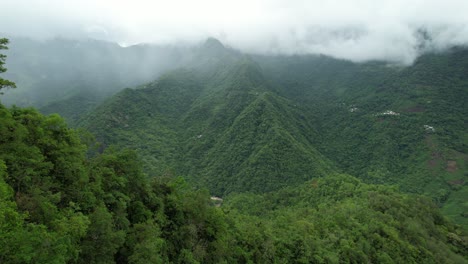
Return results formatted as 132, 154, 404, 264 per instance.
0, 104, 232, 263
0, 38, 16, 93
0, 105, 466, 263
79, 43, 467, 227
224, 174, 468, 263
254, 49, 468, 227
1, 37, 467, 262
79, 57, 333, 196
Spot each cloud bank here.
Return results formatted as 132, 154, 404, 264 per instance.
1, 0, 468, 64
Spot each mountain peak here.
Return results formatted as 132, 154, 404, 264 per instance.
190, 37, 239, 71
203, 37, 225, 50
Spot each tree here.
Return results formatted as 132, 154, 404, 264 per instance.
0, 38, 16, 93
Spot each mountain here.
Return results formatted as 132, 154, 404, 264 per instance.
254, 48, 468, 226
79, 50, 333, 195
78, 39, 467, 228
4, 37, 466, 227
1, 37, 250, 125
1, 37, 467, 262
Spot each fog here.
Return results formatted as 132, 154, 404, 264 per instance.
1, 0, 468, 64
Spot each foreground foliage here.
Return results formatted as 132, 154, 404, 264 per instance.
225, 175, 468, 263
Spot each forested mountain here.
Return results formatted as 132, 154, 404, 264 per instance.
78, 39, 468, 228
254, 49, 468, 226
1, 36, 467, 263
79, 41, 333, 195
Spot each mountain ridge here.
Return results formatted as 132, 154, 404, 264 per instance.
79, 54, 334, 195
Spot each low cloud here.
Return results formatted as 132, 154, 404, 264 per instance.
1, 0, 468, 64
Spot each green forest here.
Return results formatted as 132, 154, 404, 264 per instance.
1, 37, 467, 263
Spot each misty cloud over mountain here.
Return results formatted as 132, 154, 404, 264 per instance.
1, 0, 468, 64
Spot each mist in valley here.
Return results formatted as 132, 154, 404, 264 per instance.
2, 0, 468, 112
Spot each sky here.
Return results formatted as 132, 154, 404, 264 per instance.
1, 0, 468, 64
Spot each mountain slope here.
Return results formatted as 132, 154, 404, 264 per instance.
224, 174, 468, 263
187, 91, 331, 194
76, 39, 467, 226
254, 48, 468, 227
80, 53, 333, 195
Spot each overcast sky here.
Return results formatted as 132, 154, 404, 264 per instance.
1, 0, 468, 64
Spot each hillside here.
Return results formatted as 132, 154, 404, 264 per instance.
77, 40, 468, 228
224, 174, 468, 263
79, 50, 333, 195
0, 104, 466, 263
254, 48, 468, 226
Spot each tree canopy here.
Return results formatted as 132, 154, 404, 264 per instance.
0, 38, 16, 93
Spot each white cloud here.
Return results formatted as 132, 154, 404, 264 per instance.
1, 0, 468, 64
